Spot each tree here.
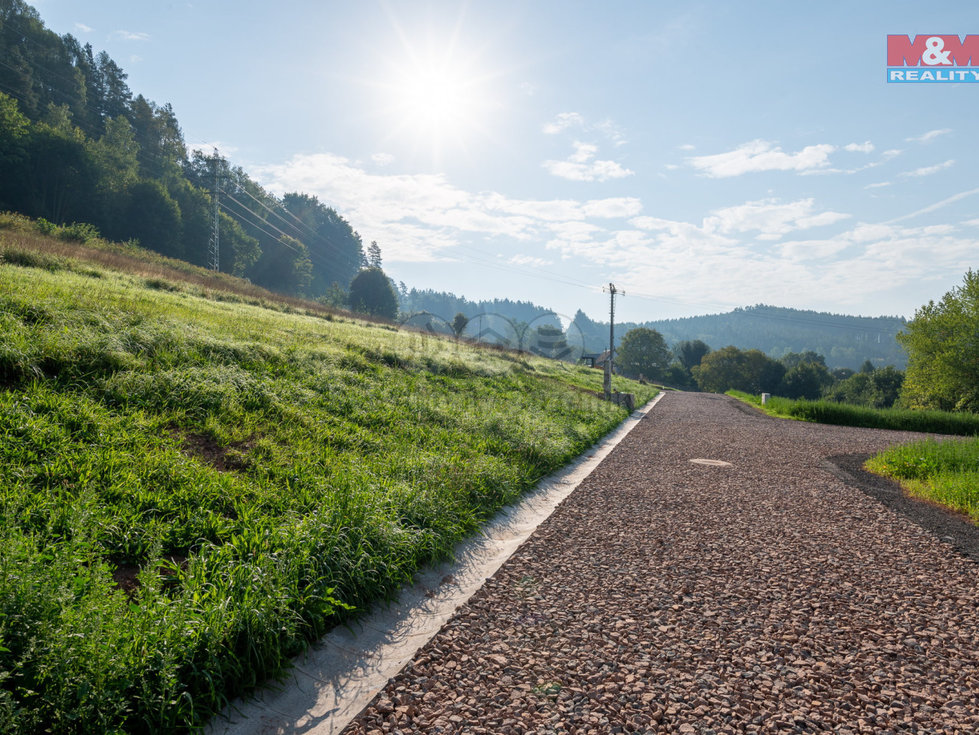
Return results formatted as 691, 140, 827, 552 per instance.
281, 192, 364, 296
0, 92, 30, 211
780, 351, 827, 370
129, 95, 185, 181
898, 270, 979, 411
367, 240, 382, 269
24, 121, 98, 224
89, 115, 139, 194
692, 346, 785, 394
824, 366, 904, 408
674, 339, 711, 371
114, 179, 183, 258
452, 312, 469, 338
778, 362, 832, 400
531, 324, 571, 360
617, 328, 671, 380
93, 51, 131, 126
349, 268, 398, 320
251, 235, 313, 296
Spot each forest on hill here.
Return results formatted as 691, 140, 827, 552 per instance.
0, 0, 363, 298
572, 305, 907, 371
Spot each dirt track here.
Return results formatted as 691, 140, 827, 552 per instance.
343, 392, 979, 734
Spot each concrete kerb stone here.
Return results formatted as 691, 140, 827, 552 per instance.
207, 391, 666, 735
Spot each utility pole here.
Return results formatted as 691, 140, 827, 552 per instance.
603, 283, 621, 399
208, 150, 221, 271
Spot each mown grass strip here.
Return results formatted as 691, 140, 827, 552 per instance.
866, 439, 979, 524
726, 390, 979, 436
0, 259, 656, 733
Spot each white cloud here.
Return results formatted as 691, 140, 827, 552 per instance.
900, 159, 955, 178
582, 198, 643, 219
75, 23, 93, 33
864, 182, 891, 190
906, 129, 952, 144
543, 141, 634, 182
542, 112, 586, 135
371, 152, 395, 166
112, 30, 150, 41
564, 214, 977, 315
592, 118, 627, 147
702, 198, 849, 241
256, 151, 975, 316
688, 140, 836, 178
568, 141, 597, 163
257, 153, 642, 262
844, 142, 874, 153
541, 112, 626, 145
677, 143, 696, 151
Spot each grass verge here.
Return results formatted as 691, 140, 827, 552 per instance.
0, 242, 656, 733
866, 439, 979, 524
726, 390, 979, 436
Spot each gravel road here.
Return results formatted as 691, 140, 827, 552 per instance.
343, 392, 979, 734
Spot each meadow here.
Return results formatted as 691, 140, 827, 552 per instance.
0, 231, 655, 733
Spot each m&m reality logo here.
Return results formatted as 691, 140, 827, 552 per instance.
887, 35, 979, 83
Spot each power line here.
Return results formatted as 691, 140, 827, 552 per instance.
231, 183, 362, 270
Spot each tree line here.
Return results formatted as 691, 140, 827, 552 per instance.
616, 268, 979, 415
614, 328, 906, 408
0, 0, 370, 302
572, 305, 907, 371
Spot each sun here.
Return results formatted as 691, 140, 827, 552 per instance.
393, 65, 475, 137
369, 25, 501, 164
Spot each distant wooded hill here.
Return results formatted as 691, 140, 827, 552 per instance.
398, 288, 560, 328
574, 305, 907, 370
398, 289, 907, 371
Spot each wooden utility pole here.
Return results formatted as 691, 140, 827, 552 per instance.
604, 283, 620, 399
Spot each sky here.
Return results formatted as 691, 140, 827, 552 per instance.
30, 0, 979, 324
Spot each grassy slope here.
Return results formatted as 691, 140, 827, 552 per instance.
0, 235, 655, 733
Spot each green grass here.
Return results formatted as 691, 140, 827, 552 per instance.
866, 439, 979, 523
0, 250, 656, 733
727, 390, 979, 436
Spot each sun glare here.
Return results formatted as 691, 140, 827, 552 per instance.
369, 20, 501, 164
396, 66, 472, 133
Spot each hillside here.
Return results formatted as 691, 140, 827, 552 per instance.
0, 0, 364, 300
0, 229, 654, 732
572, 305, 908, 370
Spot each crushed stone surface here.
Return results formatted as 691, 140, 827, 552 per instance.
342, 392, 979, 734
